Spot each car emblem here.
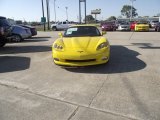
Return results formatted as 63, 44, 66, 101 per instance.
77, 51, 84, 53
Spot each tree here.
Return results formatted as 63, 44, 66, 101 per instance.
121, 5, 138, 18
107, 16, 116, 21
85, 15, 95, 23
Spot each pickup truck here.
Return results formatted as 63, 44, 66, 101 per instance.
51, 21, 72, 31
0, 16, 12, 47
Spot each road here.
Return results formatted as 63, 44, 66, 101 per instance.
0, 31, 160, 120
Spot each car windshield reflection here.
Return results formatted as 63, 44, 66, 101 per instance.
64, 26, 101, 37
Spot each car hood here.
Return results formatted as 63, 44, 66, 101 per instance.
136, 24, 149, 27
102, 24, 112, 27
56, 36, 106, 50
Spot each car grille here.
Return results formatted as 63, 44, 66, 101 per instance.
65, 59, 96, 62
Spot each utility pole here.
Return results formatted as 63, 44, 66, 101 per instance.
130, 0, 136, 21
79, 0, 87, 24
84, 0, 86, 24
46, 0, 50, 30
79, 0, 81, 24
41, 0, 45, 31
65, 7, 68, 21
54, 0, 56, 23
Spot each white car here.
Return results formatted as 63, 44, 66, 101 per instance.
51, 21, 72, 31
117, 22, 130, 31
150, 21, 159, 28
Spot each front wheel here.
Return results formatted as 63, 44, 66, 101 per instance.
52, 27, 57, 31
12, 34, 22, 42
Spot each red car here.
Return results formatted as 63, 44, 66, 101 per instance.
101, 22, 116, 31
130, 22, 137, 31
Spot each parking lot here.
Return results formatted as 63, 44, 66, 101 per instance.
0, 31, 160, 120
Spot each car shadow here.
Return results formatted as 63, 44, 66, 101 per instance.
132, 43, 160, 49
65, 46, 146, 74
0, 45, 51, 54
23, 39, 48, 43
31, 36, 51, 39
0, 56, 30, 73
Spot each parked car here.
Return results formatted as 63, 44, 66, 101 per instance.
135, 22, 149, 32
19, 25, 37, 36
101, 22, 116, 31
117, 22, 130, 31
11, 25, 32, 42
155, 22, 160, 32
130, 21, 137, 31
115, 20, 126, 29
0, 16, 12, 47
150, 20, 159, 28
52, 25, 110, 66
51, 21, 72, 31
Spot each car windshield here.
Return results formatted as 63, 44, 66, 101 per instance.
0, 19, 11, 26
64, 26, 101, 37
152, 21, 159, 23
120, 22, 129, 25
137, 22, 148, 24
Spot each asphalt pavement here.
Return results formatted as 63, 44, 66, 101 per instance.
0, 31, 160, 120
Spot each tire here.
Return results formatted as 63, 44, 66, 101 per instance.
12, 34, 22, 42
155, 28, 157, 31
0, 37, 6, 47
52, 27, 57, 31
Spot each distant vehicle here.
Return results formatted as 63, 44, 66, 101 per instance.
150, 20, 159, 28
115, 20, 126, 28
11, 25, 32, 42
19, 25, 37, 36
101, 22, 116, 31
117, 22, 130, 31
0, 16, 12, 47
51, 21, 72, 31
135, 22, 149, 32
130, 21, 137, 31
155, 22, 160, 32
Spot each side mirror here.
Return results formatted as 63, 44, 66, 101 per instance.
58, 32, 63, 38
102, 31, 107, 36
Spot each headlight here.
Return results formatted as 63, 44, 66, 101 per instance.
53, 43, 63, 50
97, 42, 109, 50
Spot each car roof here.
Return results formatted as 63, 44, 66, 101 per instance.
69, 24, 99, 29
70, 24, 97, 27
0, 16, 6, 19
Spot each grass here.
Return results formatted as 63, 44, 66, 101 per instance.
35, 25, 52, 31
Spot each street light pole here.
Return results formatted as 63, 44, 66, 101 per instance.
65, 7, 68, 21
46, 0, 50, 30
54, 0, 56, 23
79, 0, 81, 24
84, 0, 86, 24
41, 0, 45, 31
130, 0, 136, 21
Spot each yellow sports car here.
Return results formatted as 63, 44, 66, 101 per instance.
135, 22, 149, 32
52, 25, 110, 66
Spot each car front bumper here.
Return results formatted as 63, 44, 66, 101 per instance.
135, 28, 149, 31
52, 48, 110, 66
102, 27, 114, 31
